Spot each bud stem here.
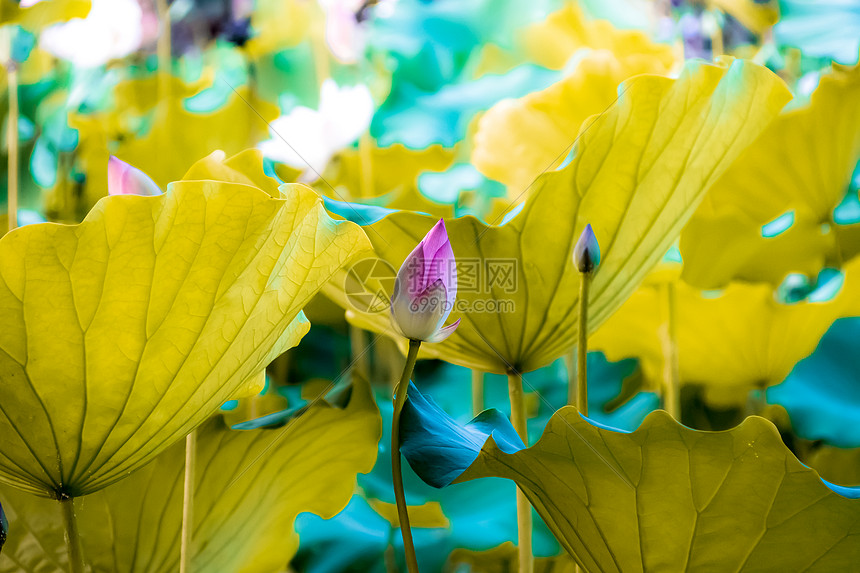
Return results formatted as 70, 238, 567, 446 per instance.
507, 369, 534, 573
576, 273, 591, 416
180, 429, 197, 573
392, 339, 422, 573
660, 283, 681, 419
471, 369, 484, 416
60, 496, 84, 573
6, 46, 18, 233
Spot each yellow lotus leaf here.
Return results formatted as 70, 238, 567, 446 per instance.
591, 258, 860, 405
321, 143, 456, 200
0, 377, 380, 572
112, 72, 215, 115
519, 2, 678, 71
0, 180, 371, 498
713, 0, 779, 35
244, 0, 311, 57
0, 0, 89, 28
681, 62, 860, 288
325, 59, 791, 374
471, 49, 676, 196
182, 149, 281, 197
69, 79, 278, 209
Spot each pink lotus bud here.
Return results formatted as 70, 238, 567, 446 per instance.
390, 219, 461, 343
107, 156, 162, 196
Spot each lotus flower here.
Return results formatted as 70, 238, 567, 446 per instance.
573, 224, 600, 274
390, 220, 461, 342
108, 156, 162, 196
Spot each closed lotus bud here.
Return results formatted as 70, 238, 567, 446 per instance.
108, 156, 162, 196
0, 500, 7, 552
390, 219, 461, 343
573, 224, 600, 274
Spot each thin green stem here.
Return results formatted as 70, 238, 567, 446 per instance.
180, 429, 197, 573
471, 369, 484, 417
392, 339, 422, 573
564, 351, 576, 406
358, 133, 374, 200
662, 283, 681, 419
507, 370, 533, 573
7, 56, 18, 233
349, 324, 370, 381
577, 273, 591, 416
60, 497, 84, 573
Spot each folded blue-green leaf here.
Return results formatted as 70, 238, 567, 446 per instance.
0, 500, 6, 554
400, 386, 860, 571
769, 317, 860, 448
401, 383, 524, 488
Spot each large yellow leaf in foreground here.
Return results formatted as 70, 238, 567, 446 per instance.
0, 181, 371, 498
681, 62, 860, 288
326, 59, 791, 374
0, 377, 380, 572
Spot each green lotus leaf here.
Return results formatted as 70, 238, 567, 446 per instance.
325, 58, 791, 374
401, 384, 860, 571
0, 377, 380, 572
0, 0, 90, 28
0, 180, 372, 498
680, 62, 860, 288
461, 410, 860, 571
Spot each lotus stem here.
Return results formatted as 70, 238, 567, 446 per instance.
507, 369, 533, 573
358, 133, 375, 199
392, 339, 422, 573
576, 273, 591, 416
180, 429, 197, 573
60, 496, 84, 573
349, 324, 370, 381
157, 0, 171, 89
661, 283, 681, 419
471, 369, 484, 416
6, 56, 18, 233
565, 351, 576, 406
706, 4, 724, 58
310, 3, 330, 91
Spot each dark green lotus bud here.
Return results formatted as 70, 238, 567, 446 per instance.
573, 224, 601, 274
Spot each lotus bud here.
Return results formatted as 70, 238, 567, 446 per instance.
108, 156, 162, 196
390, 219, 461, 343
573, 224, 600, 274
